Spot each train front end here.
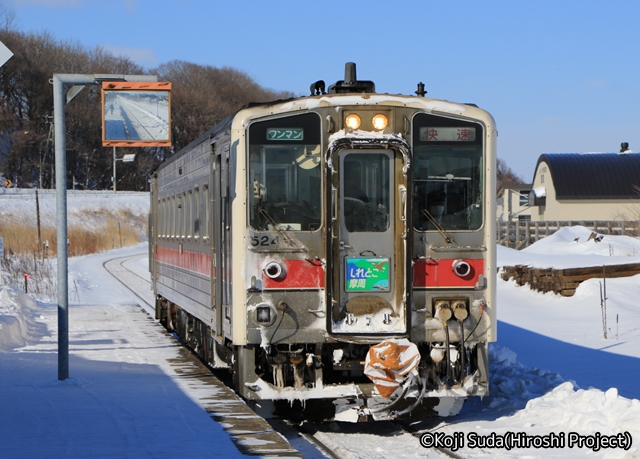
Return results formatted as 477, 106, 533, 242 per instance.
234, 65, 496, 421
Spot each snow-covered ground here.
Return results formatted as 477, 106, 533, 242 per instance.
1, 192, 639, 458
0, 244, 248, 458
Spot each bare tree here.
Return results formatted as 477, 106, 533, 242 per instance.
156, 61, 293, 152
0, 4, 16, 31
0, 12, 295, 191
497, 158, 525, 191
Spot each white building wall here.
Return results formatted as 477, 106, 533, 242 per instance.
496, 187, 532, 222
528, 160, 640, 222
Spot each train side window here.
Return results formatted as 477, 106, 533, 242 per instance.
203, 185, 209, 242
181, 192, 187, 239
171, 195, 176, 238
163, 198, 167, 238
162, 198, 167, 239
158, 199, 164, 238
187, 190, 193, 241
176, 194, 180, 238
168, 197, 172, 238
193, 187, 200, 241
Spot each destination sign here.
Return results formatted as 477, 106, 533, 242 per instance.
419, 127, 476, 142
345, 257, 390, 292
267, 128, 304, 141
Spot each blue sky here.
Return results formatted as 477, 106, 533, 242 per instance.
5, 0, 640, 181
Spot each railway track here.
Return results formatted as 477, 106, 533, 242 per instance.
102, 252, 304, 457
103, 253, 155, 314
103, 252, 469, 459
117, 96, 158, 140
396, 420, 468, 459
280, 420, 466, 459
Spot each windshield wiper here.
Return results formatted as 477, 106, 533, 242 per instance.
421, 209, 455, 244
258, 207, 294, 245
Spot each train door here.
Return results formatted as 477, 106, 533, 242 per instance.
220, 148, 232, 338
330, 149, 408, 335
149, 172, 158, 295
212, 143, 232, 341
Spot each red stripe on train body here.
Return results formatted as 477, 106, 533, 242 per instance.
413, 258, 484, 288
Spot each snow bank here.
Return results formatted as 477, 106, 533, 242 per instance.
498, 226, 640, 269
517, 382, 640, 438
0, 285, 43, 350
446, 345, 640, 458
482, 345, 567, 413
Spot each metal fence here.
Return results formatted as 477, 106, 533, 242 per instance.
497, 220, 640, 249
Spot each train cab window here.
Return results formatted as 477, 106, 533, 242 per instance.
248, 113, 321, 231
412, 114, 484, 231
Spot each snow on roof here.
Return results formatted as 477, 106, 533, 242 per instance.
532, 185, 546, 197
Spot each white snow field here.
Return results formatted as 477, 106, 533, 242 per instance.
1, 191, 639, 458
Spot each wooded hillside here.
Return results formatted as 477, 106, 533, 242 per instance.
0, 8, 292, 191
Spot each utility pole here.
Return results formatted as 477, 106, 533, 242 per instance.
113, 146, 136, 193
53, 73, 156, 380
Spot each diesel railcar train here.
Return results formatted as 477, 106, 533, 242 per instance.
149, 63, 497, 421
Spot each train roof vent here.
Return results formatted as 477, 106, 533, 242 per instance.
328, 62, 375, 94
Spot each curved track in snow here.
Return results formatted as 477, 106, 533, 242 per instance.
103, 252, 155, 315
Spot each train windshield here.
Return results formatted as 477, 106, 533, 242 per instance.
248, 113, 321, 232
412, 114, 484, 231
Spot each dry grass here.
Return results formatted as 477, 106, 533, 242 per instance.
1, 197, 148, 298
1, 254, 56, 300
1, 215, 144, 298
1, 217, 143, 257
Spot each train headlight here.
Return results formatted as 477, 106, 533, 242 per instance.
264, 261, 286, 281
345, 113, 361, 130
452, 259, 471, 278
372, 114, 388, 130
256, 306, 271, 323
255, 303, 277, 325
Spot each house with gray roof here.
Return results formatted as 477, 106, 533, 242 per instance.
527, 149, 640, 222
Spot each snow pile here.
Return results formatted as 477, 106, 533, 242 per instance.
516, 383, 640, 437
481, 345, 566, 413
441, 344, 640, 457
525, 226, 640, 258
0, 285, 43, 350
498, 226, 640, 269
